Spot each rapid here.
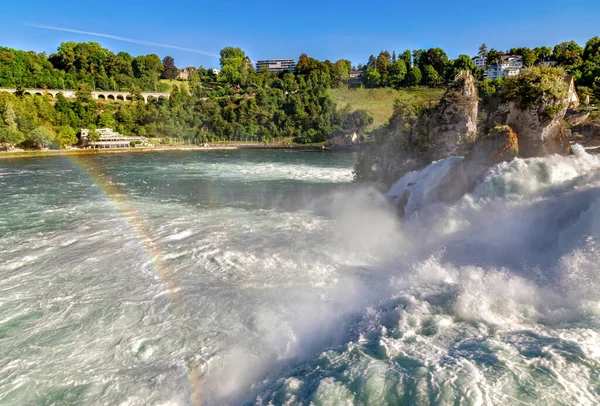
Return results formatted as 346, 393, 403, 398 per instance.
0, 148, 599, 405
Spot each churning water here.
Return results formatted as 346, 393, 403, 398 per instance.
0, 148, 599, 405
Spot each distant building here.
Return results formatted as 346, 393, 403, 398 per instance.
326, 131, 358, 148
537, 60, 558, 67
177, 67, 197, 80
212, 68, 221, 75
80, 128, 147, 149
349, 70, 363, 79
255, 59, 296, 73
473, 56, 487, 69
484, 55, 523, 80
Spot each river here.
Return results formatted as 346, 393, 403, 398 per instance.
0, 149, 599, 405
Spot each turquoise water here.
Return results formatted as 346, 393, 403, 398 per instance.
1, 149, 599, 405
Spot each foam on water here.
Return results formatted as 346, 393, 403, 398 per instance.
161, 160, 354, 183
1, 149, 600, 405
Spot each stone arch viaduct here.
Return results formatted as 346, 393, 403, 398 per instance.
0, 88, 170, 103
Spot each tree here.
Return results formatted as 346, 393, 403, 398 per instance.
218, 64, 242, 84
76, 82, 93, 102
161, 56, 178, 79
218, 47, 252, 85
583, 36, 600, 62
509, 47, 538, 67
486, 49, 505, 66
188, 70, 203, 97
364, 67, 381, 88
331, 59, 351, 87
55, 125, 78, 148
553, 41, 583, 71
401, 50, 411, 67
296, 53, 321, 75
590, 77, 600, 101
219, 47, 246, 67
581, 37, 600, 86
88, 127, 100, 144
447, 55, 476, 80
376, 51, 392, 85
424, 48, 449, 77
478, 78, 498, 99
535, 46, 553, 61
389, 59, 407, 88
346, 109, 373, 134
26, 126, 55, 149
478, 44, 488, 58
129, 85, 144, 102
406, 66, 422, 86
522, 48, 538, 67
412, 50, 425, 70
423, 65, 441, 86
0, 126, 24, 147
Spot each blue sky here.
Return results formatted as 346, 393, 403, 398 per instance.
0, 0, 598, 68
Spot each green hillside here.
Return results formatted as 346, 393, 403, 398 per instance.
159, 79, 189, 92
329, 87, 445, 129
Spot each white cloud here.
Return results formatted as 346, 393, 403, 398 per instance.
26, 23, 219, 57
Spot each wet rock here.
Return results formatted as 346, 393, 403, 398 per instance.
410, 71, 479, 161
436, 125, 518, 202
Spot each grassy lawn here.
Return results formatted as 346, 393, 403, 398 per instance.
160, 79, 189, 92
329, 87, 445, 129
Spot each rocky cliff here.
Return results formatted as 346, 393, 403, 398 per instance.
354, 71, 479, 187
483, 68, 572, 158
355, 67, 578, 206
436, 125, 519, 202
409, 71, 479, 160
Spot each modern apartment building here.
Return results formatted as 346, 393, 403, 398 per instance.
255, 59, 296, 73
484, 55, 523, 80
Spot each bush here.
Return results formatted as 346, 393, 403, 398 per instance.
24, 126, 56, 149
501, 67, 568, 116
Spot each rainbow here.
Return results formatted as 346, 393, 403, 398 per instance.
65, 154, 204, 405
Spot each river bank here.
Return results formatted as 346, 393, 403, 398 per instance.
0, 144, 326, 160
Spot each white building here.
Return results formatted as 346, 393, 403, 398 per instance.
255, 59, 296, 73
473, 56, 487, 69
212, 68, 221, 75
80, 128, 148, 149
484, 55, 523, 80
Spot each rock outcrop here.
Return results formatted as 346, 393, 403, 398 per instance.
572, 122, 600, 138
355, 71, 479, 187
355, 67, 581, 208
565, 111, 590, 127
486, 101, 569, 158
436, 125, 518, 202
484, 69, 572, 158
409, 71, 479, 161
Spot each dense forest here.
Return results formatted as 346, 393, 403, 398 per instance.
359, 38, 600, 99
0, 44, 377, 148
0, 36, 599, 150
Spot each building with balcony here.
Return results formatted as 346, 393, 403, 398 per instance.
255, 59, 296, 73
80, 128, 148, 149
484, 55, 523, 80
473, 56, 487, 69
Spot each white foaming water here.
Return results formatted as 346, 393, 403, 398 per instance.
386, 156, 463, 216
162, 160, 354, 183
1, 149, 599, 405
